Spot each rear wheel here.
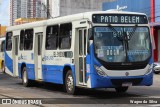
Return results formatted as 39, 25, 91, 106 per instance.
65, 70, 76, 95
2, 61, 5, 73
115, 87, 128, 93
22, 67, 32, 87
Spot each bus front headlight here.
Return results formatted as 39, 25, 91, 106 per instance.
146, 64, 153, 75
94, 65, 107, 77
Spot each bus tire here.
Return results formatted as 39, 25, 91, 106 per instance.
2, 61, 5, 73
65, 70, 76, 95
22, 67, 32, 87
115, 87, 128, 93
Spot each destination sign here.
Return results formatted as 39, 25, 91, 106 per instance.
92, 14, 148, 24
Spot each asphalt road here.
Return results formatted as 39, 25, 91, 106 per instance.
0, 72, 160, 107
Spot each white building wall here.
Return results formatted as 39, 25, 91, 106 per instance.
49, 0, 113, 18
50, 0, 60, 18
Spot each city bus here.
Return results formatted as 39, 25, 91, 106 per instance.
5, 10, 153, 94
0, 37, 5, 72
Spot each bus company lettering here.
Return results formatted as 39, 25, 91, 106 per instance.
43, 52, 65, 61
100, 16, 140, 23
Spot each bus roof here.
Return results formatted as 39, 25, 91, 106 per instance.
7, 10, 147, 31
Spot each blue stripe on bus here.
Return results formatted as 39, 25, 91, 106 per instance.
26, 63, 35, 80
18, 63, 75, 85
42, 64, 75, 84
18, 63, 35, 80
5, 52, 13, 73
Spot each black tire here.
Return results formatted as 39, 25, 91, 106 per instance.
2, 61, 5, 73
154, 72, 160, 74
65, 70, 76, 95
22, 67, 32, 87
115, 87, 128, 93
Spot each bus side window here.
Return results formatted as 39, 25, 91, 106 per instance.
20, 30, 25, 50
45, 25, 58, 50
59, 23, 72, 49
24, 29, 33, 50
6, 32, 12, 51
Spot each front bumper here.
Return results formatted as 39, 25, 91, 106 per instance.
90, 71, 153, 88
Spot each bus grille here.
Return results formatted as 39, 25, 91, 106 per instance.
111, 78, 143, 86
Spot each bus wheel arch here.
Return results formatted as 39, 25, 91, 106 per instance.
63, 66, 76, 94
21, 63, 32, 87
21, 63, 26, 78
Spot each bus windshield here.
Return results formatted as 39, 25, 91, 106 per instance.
94, 26, 151, 62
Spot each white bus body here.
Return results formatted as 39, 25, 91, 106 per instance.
5, 11, 153, 94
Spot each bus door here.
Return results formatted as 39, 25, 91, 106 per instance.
13, 36, 19, 77
78, 28, 87, 85
34, 33, 43, 80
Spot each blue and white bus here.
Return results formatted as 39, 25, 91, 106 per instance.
5, 10, 153, 94
0, 37, 5, 72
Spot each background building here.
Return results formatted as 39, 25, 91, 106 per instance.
102, 0, 160, 62
48, 0, 113, 18
103, 0, 151, 17
10, 0, 47, 26
10, 0, 113, 25
0, 24, 7, 37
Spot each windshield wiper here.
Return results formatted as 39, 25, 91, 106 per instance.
108, 24, 123, 41
127, 24, 138, 41
108, 24, 138, 50
108, 24, 138, 62
108, 24, 125, 50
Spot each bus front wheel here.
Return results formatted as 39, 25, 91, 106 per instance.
22, 67, 32, 87
115, 87, 128, 93
65, 70, 76, 95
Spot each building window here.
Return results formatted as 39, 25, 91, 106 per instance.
59, 23, 72, 49
46, 25, 58, 50
24, 29, 33, 50
6, 32, 12, 51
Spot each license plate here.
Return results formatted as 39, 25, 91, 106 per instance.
122, 82, 132, 87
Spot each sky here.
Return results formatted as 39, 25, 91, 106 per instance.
0, 0, 9, 26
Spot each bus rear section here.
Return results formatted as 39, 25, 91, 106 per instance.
0, 37, 5, 72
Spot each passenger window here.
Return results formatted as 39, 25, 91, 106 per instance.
20, 30, 25, 50
24, 29, 33, 50
59, 23, 72, 49
46, 25, 58, 50
6, 32, 12, 51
